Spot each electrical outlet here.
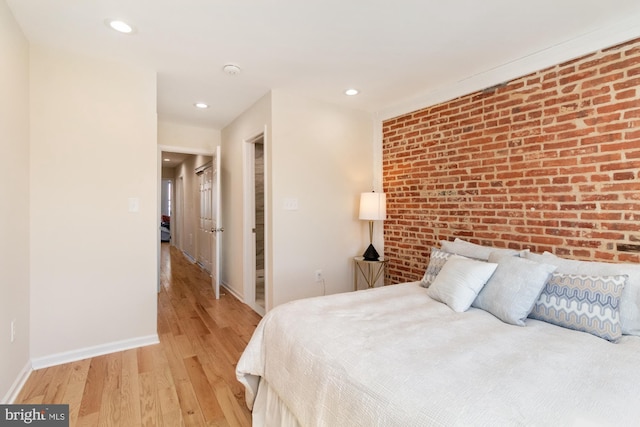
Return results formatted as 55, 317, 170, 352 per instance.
10, 320, 15, 343
314, 269, 323, 282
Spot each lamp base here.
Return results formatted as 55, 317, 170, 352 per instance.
362, 244, 380, 261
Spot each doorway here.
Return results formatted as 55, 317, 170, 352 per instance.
244, 132, 267, 315
160, 179, 172, 243
158, 148, 216, 293
254, 141, 265, 309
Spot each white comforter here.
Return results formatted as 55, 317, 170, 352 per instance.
236, 282, 640, 426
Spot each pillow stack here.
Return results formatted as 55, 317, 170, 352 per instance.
420, 238, 636, 342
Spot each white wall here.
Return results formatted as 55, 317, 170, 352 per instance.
161, 167, 175, 179
29, 45, 158, 365
0, 0, 31, 402
221, 90, 373, 311
270, 90, 373, 307
158, 120, 220, 151
220, 93, 272, 300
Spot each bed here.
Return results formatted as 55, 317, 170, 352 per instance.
236, 240, 640, 426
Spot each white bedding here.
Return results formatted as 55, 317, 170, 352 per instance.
237, 282, 640, 426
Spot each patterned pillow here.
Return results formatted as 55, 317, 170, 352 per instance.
530, 273, 627, 341
525, 251, 640, 337
420, 248, 465, 288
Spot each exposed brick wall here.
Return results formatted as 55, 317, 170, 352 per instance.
383, 37, 640, 284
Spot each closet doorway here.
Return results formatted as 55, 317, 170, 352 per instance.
244, 132, 267, 315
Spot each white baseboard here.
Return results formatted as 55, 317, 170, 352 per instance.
221, 282, 265, 316
1, 361, 32, 404
221, 281, 241, 300
31, 334, 159, 370
182, 250, 196, 263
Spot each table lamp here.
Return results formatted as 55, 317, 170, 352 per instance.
359, 191, 386, 261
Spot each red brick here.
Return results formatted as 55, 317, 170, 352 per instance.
581, 72, 626, 90
578, 52, 622, 70
382, 37, 640, 283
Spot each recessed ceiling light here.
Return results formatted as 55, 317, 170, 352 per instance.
345, 88, 359, 96
194, 102, 209, 109
106, 19, 134, 34
223, 64, 242, 76
163, 158, 171, 162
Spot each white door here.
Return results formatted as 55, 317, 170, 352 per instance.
211, 146, 222, 299
197, 166, 213, 273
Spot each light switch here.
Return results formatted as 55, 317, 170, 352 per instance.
283, 198, 299, 211
128, 197, 140, 213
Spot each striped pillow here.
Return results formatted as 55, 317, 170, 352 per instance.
420, 248, 465, 288
530, 273, 627, 341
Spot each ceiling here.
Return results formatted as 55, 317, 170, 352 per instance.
7, 0, 640, 130
160, 152, 190, 168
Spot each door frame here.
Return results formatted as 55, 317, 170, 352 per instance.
157, 145, 215, 292
211, 146, 221, 299
243, 128, 268, 315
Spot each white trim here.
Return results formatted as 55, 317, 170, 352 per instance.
221, 281, 241, 301
157, 145, 163, 293
1, 361, 32, 404
158, 144, 214, 157
372, 113, 383, 193
221, 282, 264, 317
262, 125, 270, 314
378, 19, 640, 121
242, 128, 269, 316
243, 138, 256, 310
372, 114, 384, 258
30, 334, 159, 370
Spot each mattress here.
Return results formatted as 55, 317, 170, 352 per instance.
237, 282, 640, 426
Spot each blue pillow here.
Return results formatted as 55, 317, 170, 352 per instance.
473, 256, 556, 326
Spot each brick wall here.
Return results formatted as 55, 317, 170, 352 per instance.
382, 37, 640, 284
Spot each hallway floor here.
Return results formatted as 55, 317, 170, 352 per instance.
16, 243, 262, 426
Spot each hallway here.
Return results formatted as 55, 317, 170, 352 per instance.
16, 243, 262, 426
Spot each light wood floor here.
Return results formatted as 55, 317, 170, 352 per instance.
15, 243, 262, 426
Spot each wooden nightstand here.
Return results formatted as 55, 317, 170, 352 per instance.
353, 257, 388, 290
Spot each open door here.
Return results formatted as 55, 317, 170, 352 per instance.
211, 146, 222, 299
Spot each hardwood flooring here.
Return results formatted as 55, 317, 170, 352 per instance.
15, 243, 263, 426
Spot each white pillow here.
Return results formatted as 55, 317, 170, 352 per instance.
440, 238, 519, 261
420, 248, 467, 288
427, 257, 498, 312
473, 256, 556, 326
525, 251, 640, 336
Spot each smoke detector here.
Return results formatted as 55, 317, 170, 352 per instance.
223, 64, 241, 76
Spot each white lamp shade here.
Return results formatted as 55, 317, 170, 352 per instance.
359, 192, 386, 220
